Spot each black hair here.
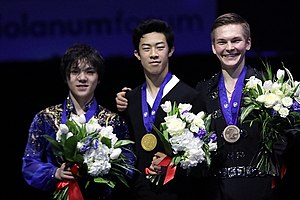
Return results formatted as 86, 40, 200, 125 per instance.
132, 19, 174, 53
60, 43, 105, 83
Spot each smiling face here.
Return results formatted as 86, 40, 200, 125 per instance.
134, 32, 174, 79
67, 58, 98, 103
212, 24, 251, 71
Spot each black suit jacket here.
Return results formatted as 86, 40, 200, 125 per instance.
124, 80, 200, 200
192, 66, 274, 200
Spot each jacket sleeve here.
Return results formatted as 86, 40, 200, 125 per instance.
22, 113, 59, 191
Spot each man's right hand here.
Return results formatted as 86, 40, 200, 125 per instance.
115, 87, 131, 112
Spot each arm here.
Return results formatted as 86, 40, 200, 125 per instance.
22, 113, 59, 191
22, 113, 75, 191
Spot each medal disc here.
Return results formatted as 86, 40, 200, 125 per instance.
222, 125, 240, 143
141, 133, 157, 151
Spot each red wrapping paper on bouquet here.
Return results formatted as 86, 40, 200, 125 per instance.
145, 156, 177, 185
56, 164, 84, 200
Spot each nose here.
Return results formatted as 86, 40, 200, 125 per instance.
150, 47, 158, 58
76, 71, 87, 81
225, 42, 234, 50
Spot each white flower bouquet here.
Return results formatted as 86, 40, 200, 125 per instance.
150, 101, 217, 185
241, 62, 300, 175
43, 114, 136, 200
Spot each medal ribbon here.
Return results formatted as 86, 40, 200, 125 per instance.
219, 66, 247, 125
141, 72, 172, 132
62, 97, 98, 124
142, 72, 174, 184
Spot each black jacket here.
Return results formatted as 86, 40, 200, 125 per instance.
124, 80, 200, 200
192, 66, 273, 200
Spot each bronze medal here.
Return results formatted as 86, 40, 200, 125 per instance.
141, 133, 157, 151
222, 125, 240, 143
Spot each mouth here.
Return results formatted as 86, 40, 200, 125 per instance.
222, 53, 239, 58
76, 85, 88, 90
149, 61, 161, 65
76, 85, 88, 87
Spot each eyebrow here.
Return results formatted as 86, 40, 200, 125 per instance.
141, 41, 165, 46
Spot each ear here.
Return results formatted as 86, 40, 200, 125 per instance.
211, 43, 217, 55
134, 50, 141, 60
168, 46, 175, 57
246, 37, 251, 50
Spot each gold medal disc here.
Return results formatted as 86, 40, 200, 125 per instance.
222, 125, 240, 143
141, 133, 157, 151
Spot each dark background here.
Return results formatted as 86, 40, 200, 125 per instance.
4, 1, 300, 199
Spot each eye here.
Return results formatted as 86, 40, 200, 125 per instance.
85, 69, 96, 75
70, 69, 80, 74
232, 39, 242, 44
216, 41, 226, 45
142, 47, 150, 52
157, 46, 165, 51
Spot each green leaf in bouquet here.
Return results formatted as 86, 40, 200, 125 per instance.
261, 60, 273, 81
256, 83, 264, 96
110, 166, 130, 188
112, 152, 139, 172
94, 177, 116, 188
73, 153, 84, 164
170, 101, 179, 116
42, 135, 64, 157
205, 152, 211, 166
113, 173, 128, 188
53, 186, 68, 200
111, 149, 140, 187
251, 146, 278, 176
204, 114, 212, 132
66, 120, 86, 140
101, 136, 112, 148
63, 135, 80, 162
172, 155, 182, 166
240, 104, 257, 123
290, 111, 300, 120
152, 124, 172, 156
114, 139, 135, 148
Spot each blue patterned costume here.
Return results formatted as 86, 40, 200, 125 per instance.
22, 96, 136, 199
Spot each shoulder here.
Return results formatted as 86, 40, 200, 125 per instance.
176, 80, 198, 94
195, 72, 220, 92
126, 84, 143, 99
161, 80, 198, 104
30, 104, 62, 130
246, 65, 264, 79
96, 105, 129, 138
35, 104, 63, 120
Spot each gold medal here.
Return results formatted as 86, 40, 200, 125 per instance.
222, 125, 240, 143
141, 133, 157, 151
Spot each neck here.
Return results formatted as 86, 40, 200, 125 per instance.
145, 71, 169, 98
222, 65, 245, 92
69, 92, 93, 115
